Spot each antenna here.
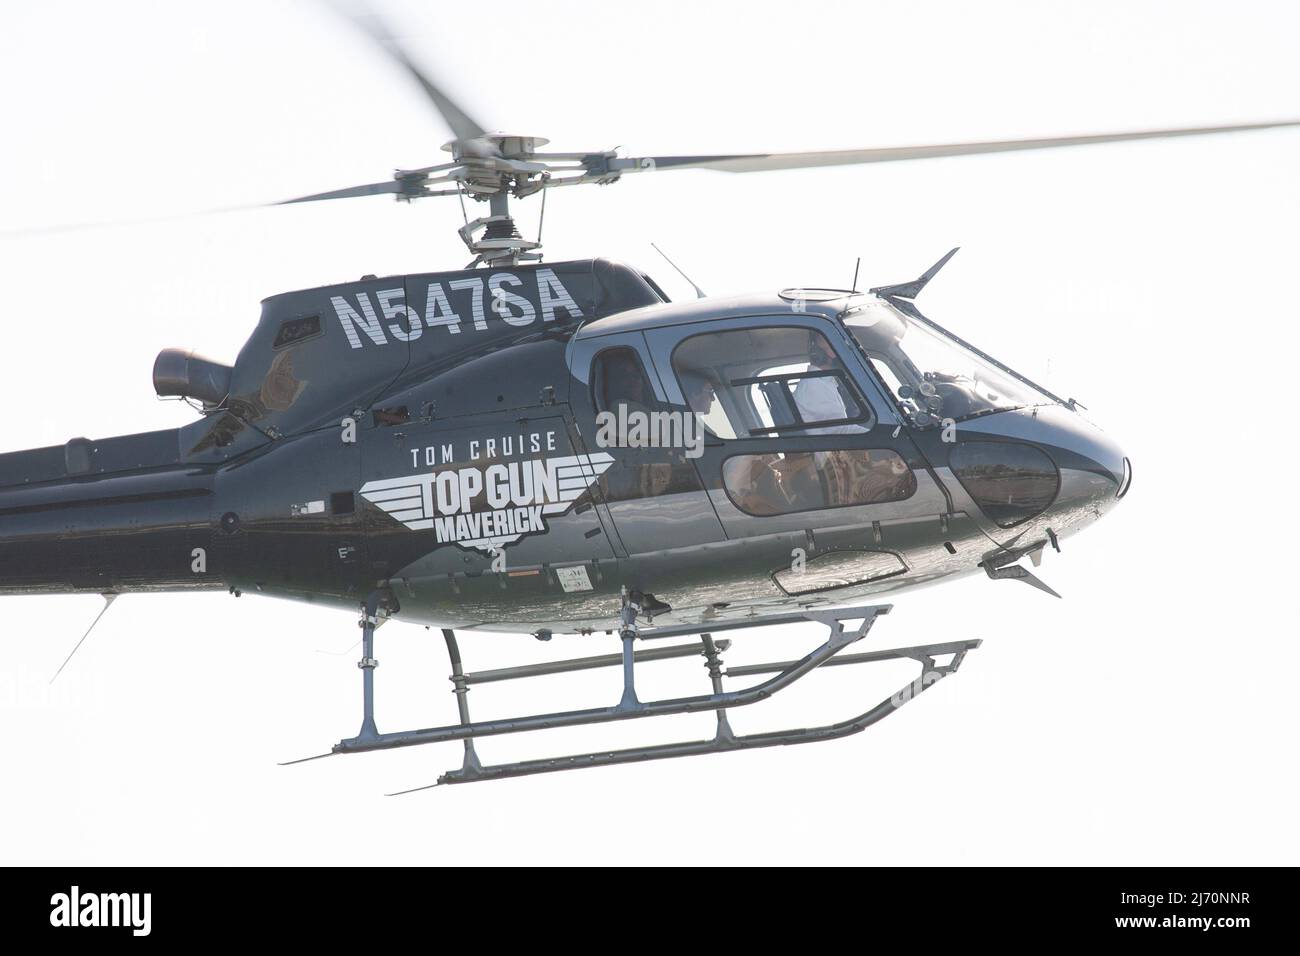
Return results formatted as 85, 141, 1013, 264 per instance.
651, 243, 706, 299
852, 257, 861, 292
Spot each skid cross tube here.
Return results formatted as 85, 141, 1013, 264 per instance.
355, 591, 382, 740
442, 629, 482, 776
327, 606, 890, 755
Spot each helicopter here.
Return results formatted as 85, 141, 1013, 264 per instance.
0, 5, 1292, 790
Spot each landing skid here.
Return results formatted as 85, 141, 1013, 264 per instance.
283, 594, 980, 790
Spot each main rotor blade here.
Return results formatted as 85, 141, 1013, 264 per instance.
274, 179, 407, 204
332, 1, 486, 141
0, 176, 464, 237
0, 202, 266, 240
619, 118, 1300, 174
0, 184, 402, 237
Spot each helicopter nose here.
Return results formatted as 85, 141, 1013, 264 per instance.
1066, 420, 1128, 501
948, 405, 1129, 545
1037, 407, 1131, 534
1113, 455, 1133, 501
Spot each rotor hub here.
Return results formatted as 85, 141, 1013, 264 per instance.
442, 132, 550, 158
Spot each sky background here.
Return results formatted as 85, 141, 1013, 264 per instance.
1, 0, 1298, 865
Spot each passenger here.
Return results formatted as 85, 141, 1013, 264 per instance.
792, 334, 866, 435
680, 372, 738, 441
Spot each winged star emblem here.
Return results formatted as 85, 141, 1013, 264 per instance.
357, 452, 615, 553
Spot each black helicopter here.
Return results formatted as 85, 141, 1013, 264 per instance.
1, 5, 1290, 789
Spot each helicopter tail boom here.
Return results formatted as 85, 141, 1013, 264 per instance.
0, 430, 217, 595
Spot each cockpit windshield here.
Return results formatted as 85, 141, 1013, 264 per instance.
840, 297, 1057, 426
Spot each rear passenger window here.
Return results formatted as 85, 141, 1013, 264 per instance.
722, 449, 915, 516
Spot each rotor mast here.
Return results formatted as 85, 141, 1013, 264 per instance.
462, 191, 538, 269
448, 134, 547, 268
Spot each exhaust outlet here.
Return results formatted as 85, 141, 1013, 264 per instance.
153, 348, 232, 405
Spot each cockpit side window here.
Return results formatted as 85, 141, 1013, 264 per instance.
671, 326, 873, 439
591, 346, 658, 415
589, 344, 704, 503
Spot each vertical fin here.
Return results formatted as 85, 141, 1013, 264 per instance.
869, 247, 959, 299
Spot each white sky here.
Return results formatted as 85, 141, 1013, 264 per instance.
1, 0, 1298, 865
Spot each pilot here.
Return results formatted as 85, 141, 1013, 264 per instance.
600, 350, 654, 418
681, 372, 717, 417
792, 334, 865, 435
596, 349, 674, 500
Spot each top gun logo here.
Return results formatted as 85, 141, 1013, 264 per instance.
359, 452, 615, 554
330, 268, 584, 349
